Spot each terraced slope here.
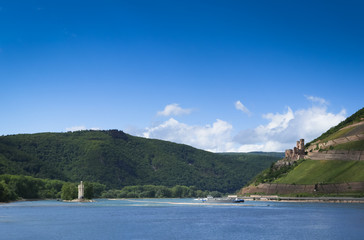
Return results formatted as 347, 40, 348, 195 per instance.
239, 107, 364, 196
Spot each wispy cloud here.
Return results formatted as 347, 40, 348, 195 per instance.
66, 126, 86, 132
235, 100, 251, 115
305, 95, 329, 105
66, 126, 100, 132
157, 103, 192, 117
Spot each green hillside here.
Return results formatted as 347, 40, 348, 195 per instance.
275, 160, 364, 184
246, 107, 364, 189
0, 130, 279, 193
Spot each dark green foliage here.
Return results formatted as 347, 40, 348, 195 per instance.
100, 185, 221, 198
91, 182, 106, 198
0, 130, 279, 193
61, 183, 77, 200
0, 174, 106, 202
84, 182, 94, 199
0, 174, 64, 200
0, 180, 17, 202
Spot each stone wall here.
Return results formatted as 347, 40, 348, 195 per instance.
307, 150, 364, 161
307, 133, 364, 152
240, 182, 364, 195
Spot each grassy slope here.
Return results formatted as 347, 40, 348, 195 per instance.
275, 160, 364, 184
328, 140, 364, 151
320, 126, 356, 142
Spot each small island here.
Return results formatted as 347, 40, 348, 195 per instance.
63, 181, 94, 202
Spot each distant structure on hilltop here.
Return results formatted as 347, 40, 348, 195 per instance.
78, 181, 84, 200
285, 139, 305, 160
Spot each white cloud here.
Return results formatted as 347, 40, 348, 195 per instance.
157, 103, 192, 117
66, 126, 86, 132
305, 95, 329, 105
235, 100, 251, 115
66, 126, 100, 132
142, 118, 234, 152
234, 105, 346, 151
135, 97, 347, 153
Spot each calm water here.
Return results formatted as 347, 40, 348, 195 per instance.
0, 199, 363, 240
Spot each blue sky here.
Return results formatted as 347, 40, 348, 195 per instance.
1, 1, 363, 152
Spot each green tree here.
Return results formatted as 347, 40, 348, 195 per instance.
61, 183, 77, 200
92, 182, 106, 198
0, 180, 17, 202
84, 182, 94, 199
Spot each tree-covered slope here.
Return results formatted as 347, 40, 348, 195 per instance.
0, 130, 279, 193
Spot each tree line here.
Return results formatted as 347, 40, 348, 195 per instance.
0, 175, 106, 202
0, 130, 279, 193
100, 185, 222, 198
0, 174, 222, 202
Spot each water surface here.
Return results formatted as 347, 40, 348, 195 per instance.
1, 199, 363, 239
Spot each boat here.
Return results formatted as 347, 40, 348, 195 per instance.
199, 195, 244, 203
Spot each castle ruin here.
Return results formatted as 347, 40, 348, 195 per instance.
285, 139, 305, 160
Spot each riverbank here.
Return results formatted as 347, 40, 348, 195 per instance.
62, 199, 95, 203
2, 196, 364, 204
244, 195, 364, 203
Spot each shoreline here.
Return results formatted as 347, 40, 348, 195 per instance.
2, 197, 364, 204
243, 196, 364, 203
0, 198, 95, 204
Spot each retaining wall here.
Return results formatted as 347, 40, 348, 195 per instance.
240, 182, 364, 195
307, 133, 364, 152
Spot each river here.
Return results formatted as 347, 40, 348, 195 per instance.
1, 199, 363, 239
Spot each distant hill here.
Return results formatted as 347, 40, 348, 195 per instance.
220, 152, 285, 158
240, 107, 364, 196
0, 130, 280, 193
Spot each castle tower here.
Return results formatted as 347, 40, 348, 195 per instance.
285, 139, 305, 160
299, 139, 305, 151
78, 181, 84, 199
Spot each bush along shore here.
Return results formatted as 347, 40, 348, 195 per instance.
0, 174, 223, 202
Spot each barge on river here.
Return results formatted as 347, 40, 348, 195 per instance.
197, 195, 245, 203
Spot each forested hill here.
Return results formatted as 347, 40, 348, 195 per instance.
0, 130, 279, 193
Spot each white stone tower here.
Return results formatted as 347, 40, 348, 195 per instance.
78, 181, 84, 199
